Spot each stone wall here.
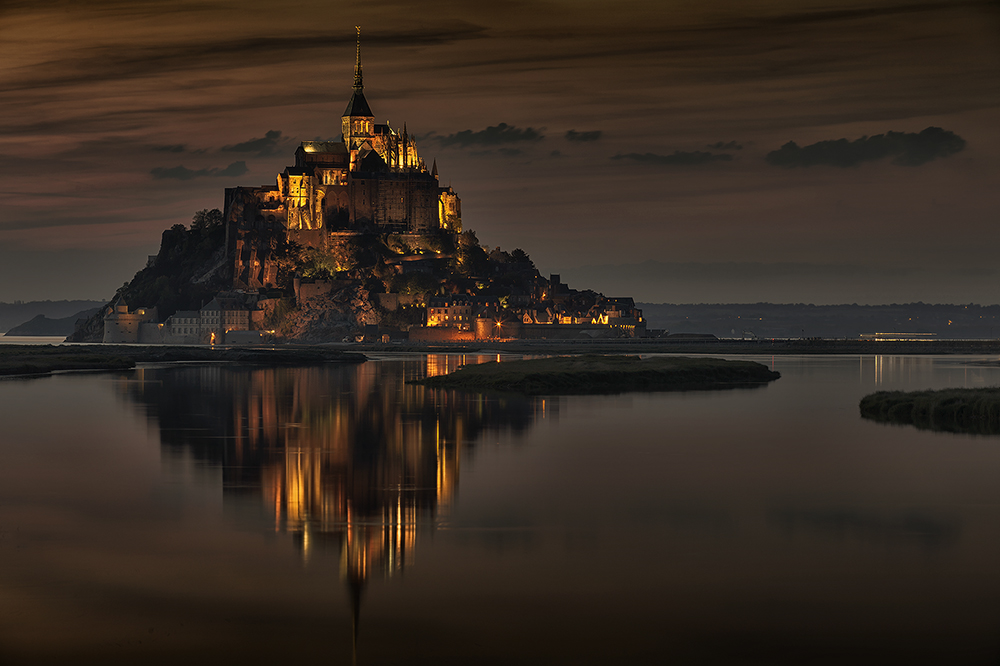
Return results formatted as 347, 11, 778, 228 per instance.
376, 292, 421, 311
409, 326, 477, 343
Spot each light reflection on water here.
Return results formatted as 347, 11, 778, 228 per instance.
114, 354, 547, 660
4, 354, 1000, 664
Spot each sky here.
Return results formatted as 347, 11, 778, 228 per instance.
0, 0, 998, 304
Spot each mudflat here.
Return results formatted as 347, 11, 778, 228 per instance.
0, 344, 366, 377
413, 354, 780, 395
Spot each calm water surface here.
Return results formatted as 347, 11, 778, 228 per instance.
3, 354, 1000, 665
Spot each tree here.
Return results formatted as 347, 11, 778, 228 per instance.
191, 208, 223, 233
510, 248, 534, 269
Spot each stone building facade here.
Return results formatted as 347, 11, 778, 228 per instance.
426, 296, 474, 331
103, 297, 158, 343
226, 33, 462, 290
104, 296, 250, 344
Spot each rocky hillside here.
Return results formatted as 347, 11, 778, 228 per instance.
69, 210, 233, 342
70, 207, 585, 343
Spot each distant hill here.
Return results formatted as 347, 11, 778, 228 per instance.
5, 308, 102, 337
639, 303, 1000, 339
0, 300, 106, 333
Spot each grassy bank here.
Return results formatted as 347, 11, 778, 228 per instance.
413, 354, 780, 395
0, 345, 366, 377
859, 387, 1000, 435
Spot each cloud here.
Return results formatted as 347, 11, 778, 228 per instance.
221, 130, 283, 156
565, 129, 602, 142
707, 141, 742, 150
151, 144, 186, 153
150, 160, 248, 181
434, 123, 544, 148
2, 22, 489, 94
766, 127, 966, 168
611, 151, 733, 166
468, 147, 525, 158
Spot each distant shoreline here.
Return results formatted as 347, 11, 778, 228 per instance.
334, 338, 1000, 356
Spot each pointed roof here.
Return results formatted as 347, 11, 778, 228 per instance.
431, 159, 438, 179
343, 91, 373, 118
357, 146, 388, 173
343, 26, 374, 118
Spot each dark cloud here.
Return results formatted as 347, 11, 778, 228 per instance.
434, 123, 544, 148
3, 22, 488, 94
151, 144, 186, 153
766, 127, 966, 168
442, 2, 986, 78
221, 130, 283, 156
612, 151, 733, 166
468, 147, 524, 158
707, 141, 742, 150
565, 129, 602, 142
150, 160, 248, 181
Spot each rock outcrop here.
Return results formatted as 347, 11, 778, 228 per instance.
284, 283, 377, 342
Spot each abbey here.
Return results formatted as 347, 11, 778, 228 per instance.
225, 31, 462, 290
85, 30, 651, 345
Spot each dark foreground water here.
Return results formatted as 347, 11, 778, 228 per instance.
4, 354, 1000, 665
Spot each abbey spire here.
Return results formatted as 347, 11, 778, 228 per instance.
342, 25, 374, 148
353, 25, 364, 92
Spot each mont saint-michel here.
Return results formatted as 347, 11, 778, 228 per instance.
72, 33, 645, 345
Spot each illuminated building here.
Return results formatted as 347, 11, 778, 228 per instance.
225, 28, 462, 290
426, 296, 473, 330
102, 296, 158, 343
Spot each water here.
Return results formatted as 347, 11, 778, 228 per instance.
3, 354, 1000, 665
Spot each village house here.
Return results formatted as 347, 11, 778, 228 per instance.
426, 296, 474, 331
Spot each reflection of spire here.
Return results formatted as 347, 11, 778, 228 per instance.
348, 570, 363, 666
353, 26, 364, 92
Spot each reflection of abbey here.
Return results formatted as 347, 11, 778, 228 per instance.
224, 33, 461, 291
115, 358, 545, 648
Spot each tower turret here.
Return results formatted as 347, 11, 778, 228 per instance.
342, 26, 374, 149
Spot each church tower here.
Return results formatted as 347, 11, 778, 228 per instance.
342, 27, 374, 149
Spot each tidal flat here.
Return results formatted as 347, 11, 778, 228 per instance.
0, 344, 365, 377
412, 354, 780, 394
860, 386, 1000, 435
